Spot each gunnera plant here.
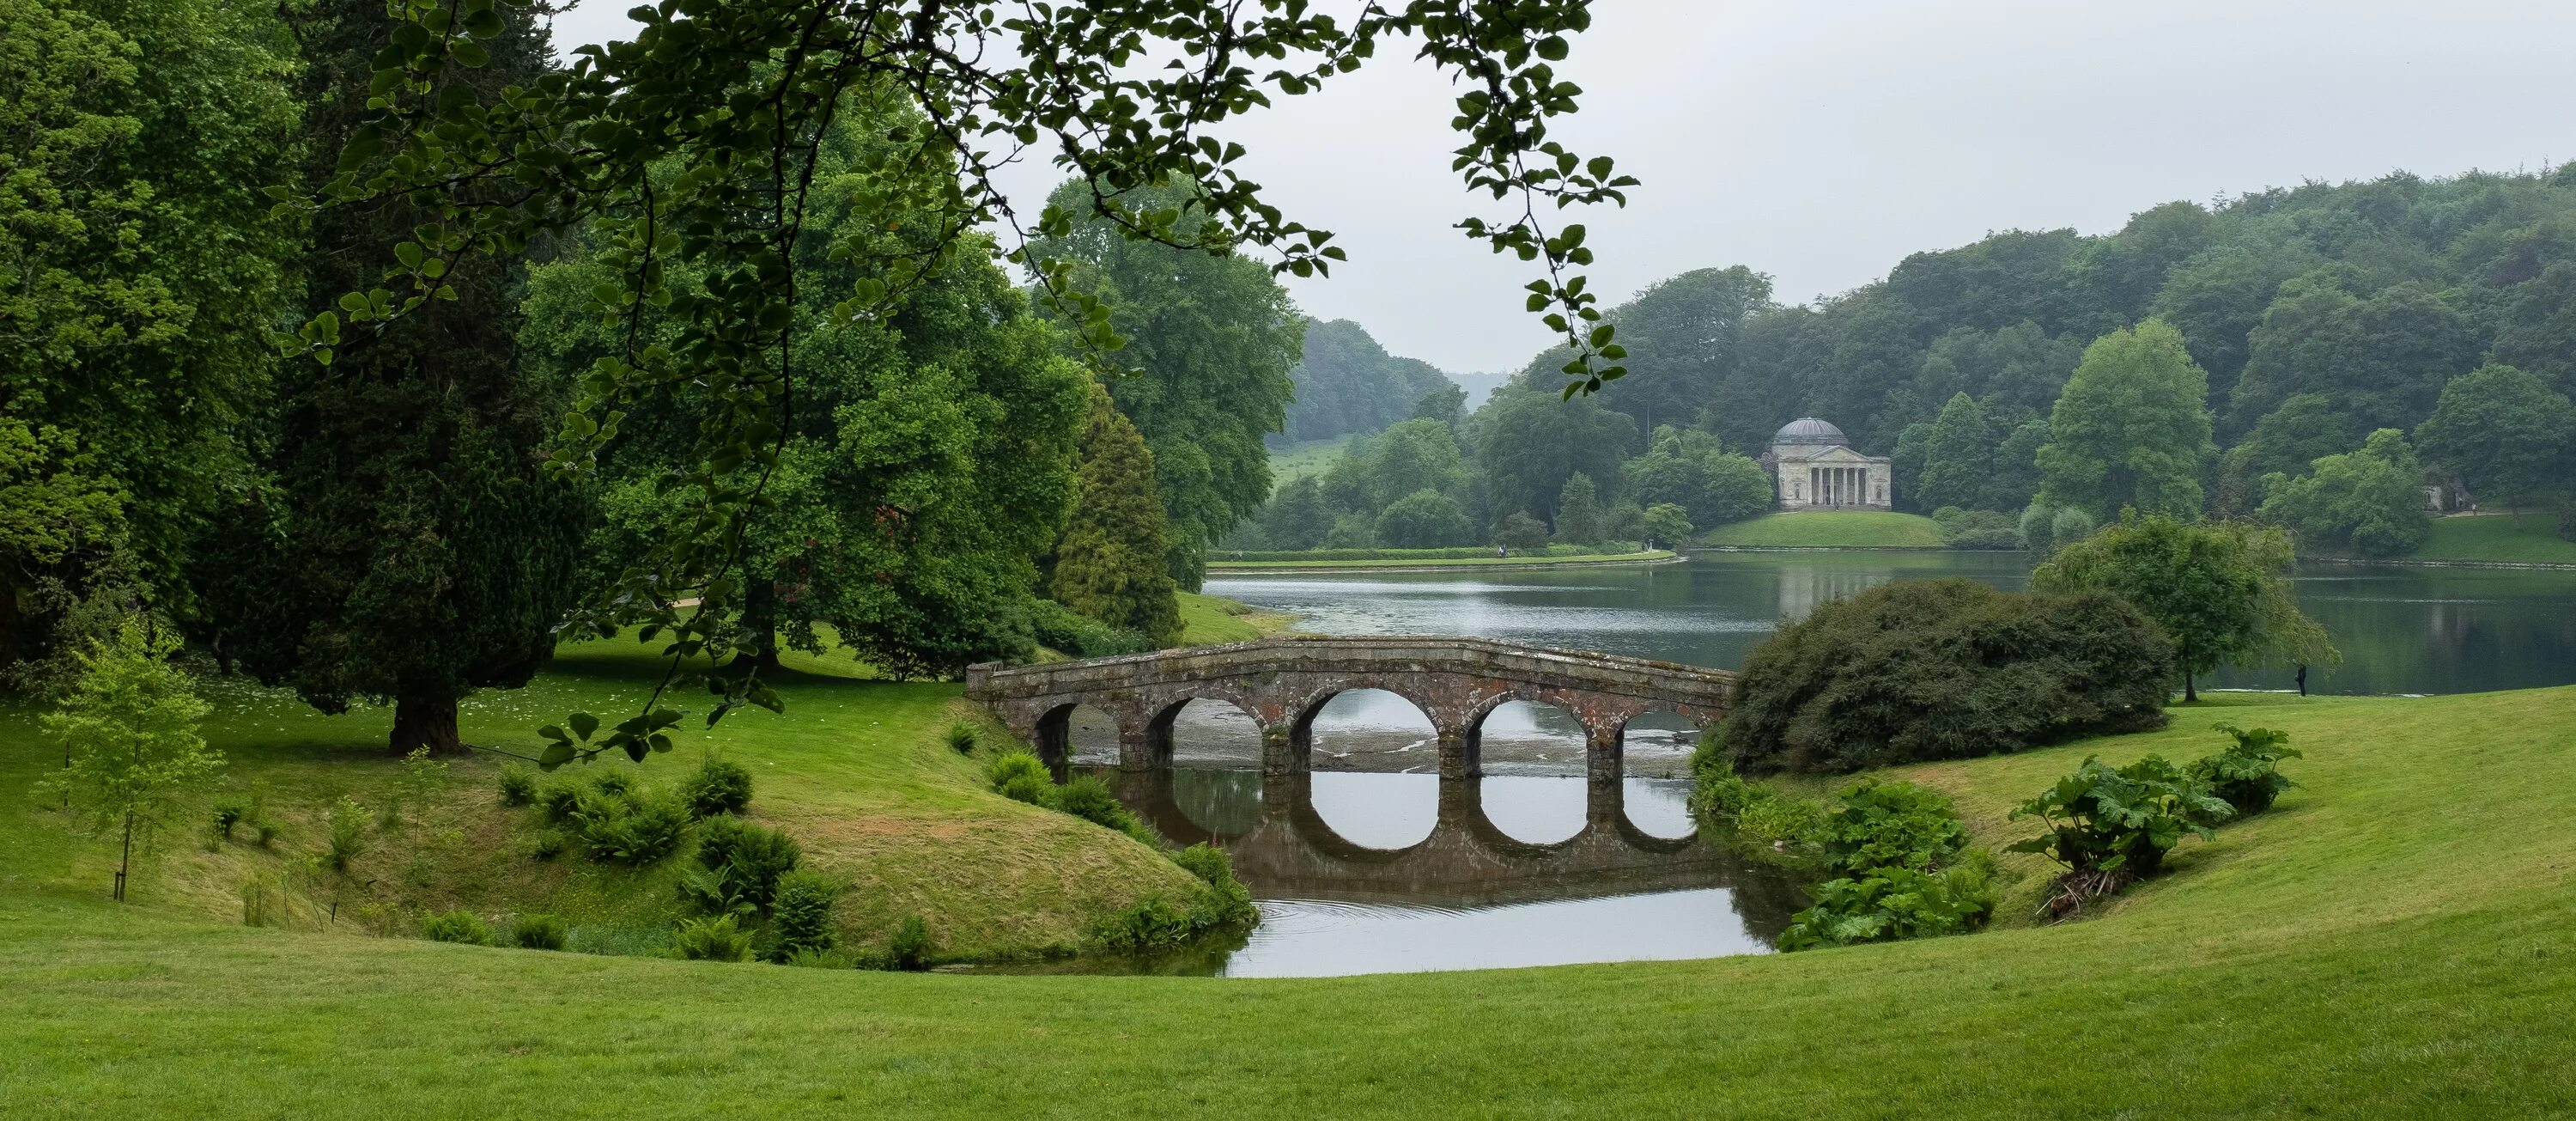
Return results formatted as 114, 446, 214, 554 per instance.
2190, 723, 2302, 816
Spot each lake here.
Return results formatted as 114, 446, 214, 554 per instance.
1035, 551, 2576, 978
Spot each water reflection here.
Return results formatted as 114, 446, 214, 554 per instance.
1064, 765, 1801, 977
1209, 552, 2576, 697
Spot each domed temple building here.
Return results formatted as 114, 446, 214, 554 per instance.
1761, 417, 1893, 511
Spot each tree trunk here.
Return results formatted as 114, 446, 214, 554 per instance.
736, 579, 781, 674
115, 810, 133, 902
390, 693, 465, 757
2183, 670, 2198, 704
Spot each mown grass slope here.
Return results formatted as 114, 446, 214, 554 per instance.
1697, 511, 1947, 548
1175, 592, 1297, 644
4, 686, 2572, 1117
0, 640, 1199, 961
2406, 513, 2576, 564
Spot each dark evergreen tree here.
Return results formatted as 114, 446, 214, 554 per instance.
1916, 393, 1993, 511
1553, 473, 1606, 545
1052, 384, 1182, 647
197, 0, 582, 754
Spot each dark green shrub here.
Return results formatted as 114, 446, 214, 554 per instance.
671, 915, 753, 962
1026, 598, 1152, 657
1688, 731, 1768, 819
211, 796, 250, 839
2190, 723, 2302, 815
987, 751, 1052, 805
496, 764, 538, 807
421, 910, 494, 945
524, 826, 570, 862
945, 722, 979, 754
535, 781, 584, 824
591, 771, 637, 797
1097, 897, 1196, 951
574, 789, 688, 866
511, 913, 568, 950
770, 870, 841, 960
1816, 780, 1970, 874
691, 815, 801, 909
1172, 842, 1233, 887
2009, 754, 2233, 917
680, 753, 753, 819
1727, 579, 2175, 774
887, 915, 932, 971
325, 795, 368, 873
1049, 774, 1140, 833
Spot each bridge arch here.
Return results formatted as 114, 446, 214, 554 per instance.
1285, 679, 1446, 766
1030, 701, 1122, 775
1141, 691, 1267, 769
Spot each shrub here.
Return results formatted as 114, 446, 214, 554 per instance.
421, 910, 494, 945
1816, 780, 1970, 874
524, 826, 570, 862
987, 751, 1052, 805
1026, 598, 1152, 658
1726, 579, 2175, 774
1933, 507, 2022, 550
325, 795, 368, 873
2190, 723, 2302, 816
511, 913, 568, 950
680, 753, 753, 819
770, 870, 841, 960
2008, 754, 2233, 917
1777, 860, 1996, 950
392, 747, 450, 826
211, 796, 251, 839
496, 765, 538, 807
1097, 897, 1196, 951
591, 771, 636, 797
1172, 842, 1234, 888
671, 915, 753, 962
1050, 774, 1142, 834
785, 947, 854, 970
1736, 795, 1826, 848
887, 915, 933, 971
692, 815, 801, 909
574, 789, 688, 866
535, 781, 584, 824
1688, 731, 1767, 819
945, 722, 979, 754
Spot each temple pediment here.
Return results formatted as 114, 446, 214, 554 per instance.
1781, 445, 1881, 466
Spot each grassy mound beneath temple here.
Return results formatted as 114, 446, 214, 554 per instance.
2399, 513, 2576, 564
0, 641, 1202, 965
4, 685, 2573, 1116
1696, 510, 1947, 548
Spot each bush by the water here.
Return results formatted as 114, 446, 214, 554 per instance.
2192, 723, 2302, 815
510, 913, 568, 951
2009, 754, 2233, 917
987, 751, 1054, 805
680, 753, 753, 819
1725, 579, 2175, 774
888, 915, 933, 971
421, 910, 493, 945
1026, 598, 1152, 658
1777, 781, 1996, 951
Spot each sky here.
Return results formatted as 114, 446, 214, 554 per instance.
548, 0, 2576, 375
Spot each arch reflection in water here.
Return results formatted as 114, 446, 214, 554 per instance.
1098, 766, 1803, 976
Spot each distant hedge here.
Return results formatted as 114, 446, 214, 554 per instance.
1214, 544, 1631, 563
1726, 579, 2174, 774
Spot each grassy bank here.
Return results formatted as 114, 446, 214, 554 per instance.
1696, 511, 1947, 548
1210, 548, 1674, 571
2398, 513, 2576, 564
0, 642, 1201, 964
1175, 592, 1297, 644
1265, 435, 1359, 484
4, 685, 2573, 1116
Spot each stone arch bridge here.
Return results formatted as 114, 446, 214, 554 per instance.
962, 636, 1738, 787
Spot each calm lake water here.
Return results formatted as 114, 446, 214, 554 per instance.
1030, 551, 2576, 978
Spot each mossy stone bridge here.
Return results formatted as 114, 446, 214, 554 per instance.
963, 636, 1739, 786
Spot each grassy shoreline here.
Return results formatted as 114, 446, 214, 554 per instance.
1695, 511, 1947, 549
1209, 549, 1676, 574
4, 685, 2573, 1115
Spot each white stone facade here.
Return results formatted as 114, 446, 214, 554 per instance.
1760, 417, 1893, 512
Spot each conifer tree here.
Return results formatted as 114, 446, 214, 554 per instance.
1917, 393, 1994, 511
1554, 473, 1607, 546
1052, 384, 1182, 647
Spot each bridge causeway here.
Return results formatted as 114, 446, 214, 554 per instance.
962, 636, 1739, 795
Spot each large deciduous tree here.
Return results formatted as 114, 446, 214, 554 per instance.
2257, 429, 2432, 558
1475, 390, 1636, 527
0, 0, 299, 676
196, 0, 584, 756
2032, 514, 2334, 702
1915, 393, 1992, 512
2414, 364, 2576, 524
2036, 320, 2215, 521
1052, 384, 1182, 648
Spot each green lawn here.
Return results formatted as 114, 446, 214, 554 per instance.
1697, 511, 1947, 548
1266, 434, 1359, 484
1176, 592, 1297, 643
1209, 549, 1673, 571
2406, 513, 2576, 564
5, 685, 2573, 1116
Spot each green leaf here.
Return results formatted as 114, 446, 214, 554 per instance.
568, 711, 599, 740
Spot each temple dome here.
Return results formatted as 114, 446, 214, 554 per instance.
1771, 417, 1848, 448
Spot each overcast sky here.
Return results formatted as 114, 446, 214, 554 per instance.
550, 0, 2576, 375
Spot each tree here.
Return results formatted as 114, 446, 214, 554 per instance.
1916, 393, 1992, 512
307, 0, 1636, 765
1621, 425, 1767, 527
2257, 430, 2433, 557
1984, 417, 2050, 514
2490, 263, 2576, 397
2229, 277, 2482, 437
2415, 364, 2576, 524
1493, 513, 1552, 551
1553, 473, 1606, 546
1889, 423, 1931, 512
0, 0, 299, 674
1285, 320, 1455, 442
2036, 320, 2215, 521
1642, 503, 1693, 548
1511, 266, 1771, 437
1376, 490, 1475, 549
1051, 385, 1182, 648
1030, 179, 1303, 589
1474, 391, 1636, 526
2216, 394, 2354, 515
2032, 514, 2335, 702
194, 0, 583, 756
1413, 381, 1470, 430
36, 619, 220, 900
1259, 477, 1333, 551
